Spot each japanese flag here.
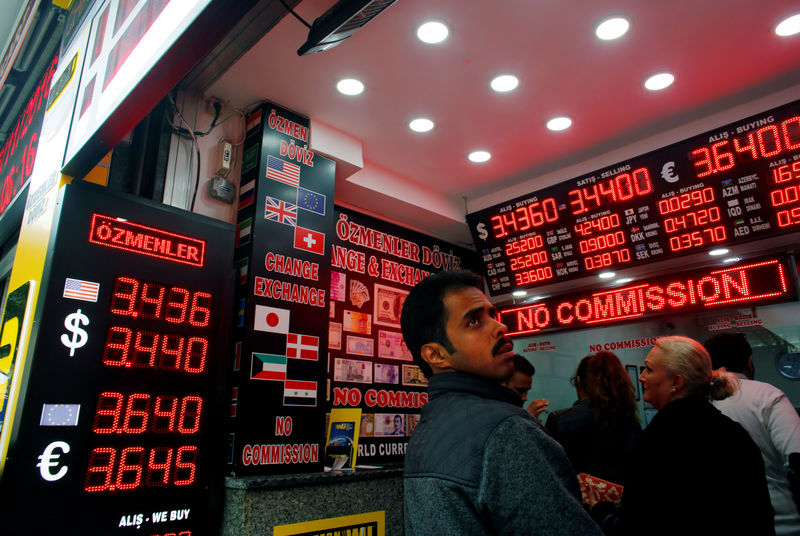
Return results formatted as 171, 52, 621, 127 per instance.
254, 305, 290, 334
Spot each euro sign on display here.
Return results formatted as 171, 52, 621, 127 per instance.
61, 309, 89, 357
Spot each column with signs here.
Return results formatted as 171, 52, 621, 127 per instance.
229, 103, 334, 475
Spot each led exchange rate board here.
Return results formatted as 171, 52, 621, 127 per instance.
0, 181, 234, 535
466, 99, 800, 295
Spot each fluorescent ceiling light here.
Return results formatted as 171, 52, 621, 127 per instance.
595, 17, 630, 40
417, 20, 449, 44
708, 248, 729, 256
598, 271, 616, 280
775, 13, 800, 36
336, 78, 365, 95
722, 257, 741, 264
512, 290, 527, 297
409, 118, 434, 132
615, 277, 634, 284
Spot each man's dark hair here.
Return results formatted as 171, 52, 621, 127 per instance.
704, 332, 752, 372
513, 354, 535, 377
401, 270, 483, 378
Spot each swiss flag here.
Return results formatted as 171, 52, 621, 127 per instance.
294, 226, 325, 255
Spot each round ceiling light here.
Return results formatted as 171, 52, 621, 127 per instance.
490, 74, 519, 93
775, 13, 800, 36
336, 78, 364, 96
643, 72, 675, 91
546, 116, 573, 131
595, 16, 630, 40
409, 118, 434, 132
468, 150, 491, 163
417, 20, 449, 44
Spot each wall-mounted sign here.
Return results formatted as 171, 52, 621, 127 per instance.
499, 256, 796, 336
273, 510, 385, 536
467, 99, 800, 295
0, 182, 234, 534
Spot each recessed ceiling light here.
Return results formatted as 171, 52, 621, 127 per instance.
775, 13, 800, 36
336, 78, 364, 96
598, 271, 616, 280
490, 74, 519, 93
409, 118, 434, 132
643, 72, 675, 91
722, 257, 742, 264
595, 16, 630, 40
616, 277, 634, 284
468, 150, 491, 163
512, 290, 527, 297
417, 20, 449, 44
546, 116, 573, 131
708, 248, 729, 256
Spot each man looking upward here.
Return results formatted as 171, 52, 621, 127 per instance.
401, 270, 601, 535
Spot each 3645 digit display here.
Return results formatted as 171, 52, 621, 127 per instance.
466, 99, 800, 295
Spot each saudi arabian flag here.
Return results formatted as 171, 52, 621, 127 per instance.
283, 379, 317, 407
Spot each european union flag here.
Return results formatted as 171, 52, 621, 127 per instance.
297, 187, 326, 216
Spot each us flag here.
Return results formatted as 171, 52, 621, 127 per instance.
63, 278, 99, 302
266, 155, 300, 187
265, 196, 297, 226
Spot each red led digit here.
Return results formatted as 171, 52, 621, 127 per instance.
121, 393, 150, 434
614, 173, 634, 200
160, 333, 185, 371
153, 396, 178, 433
711, 141, 735, 173
782, 116, 800, 149
93, 391, 123, 434
597, 178, 617, 203
103, 326, 132, 367
165, 287, 189, 324
733, 133, 758, 160
568, 189, 587, 215
490, 215, 507, 239
139, 282, 165, 319
146, 447, 173, 487
582, 184, 601, 210
189, 292, 212, 327
691, 147, 713, 178
183, 337, 208, 373
178, 396, 203, 434
85, 447, 116, 492
514, 206, 531, 232
632, 167, 653, 195
116, 446, 145, 490
757, 125, 782, 157
541, 198, 559, 222
173, 446, 198, 486
133, 331, 159, 368
109, 277, 138, 316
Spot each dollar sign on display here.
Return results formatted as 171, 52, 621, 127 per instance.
476, 222, 488, 240
61, 309, 89, 357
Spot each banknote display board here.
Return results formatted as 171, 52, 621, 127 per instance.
0, 181, 234, 535
467, 99, 800, 295
498, 255, 796, 336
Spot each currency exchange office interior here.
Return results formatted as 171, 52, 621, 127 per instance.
170, 0, 800, 416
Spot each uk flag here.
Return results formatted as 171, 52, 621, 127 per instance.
265, 196, 297, 226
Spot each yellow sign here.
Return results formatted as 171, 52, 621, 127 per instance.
273, 511, 385, 536
325, 408, 361, 470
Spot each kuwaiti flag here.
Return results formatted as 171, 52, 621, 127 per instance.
254, 304, 290, 334
251, 353, 287, 381
236, 218, 252, 247
283, 379, 317, 407
286, 333, 319, 360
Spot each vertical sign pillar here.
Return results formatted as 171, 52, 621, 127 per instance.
229, 103, 334, 475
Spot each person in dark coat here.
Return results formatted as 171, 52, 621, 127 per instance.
545, 351, 641, 485
591, 335, 775, 536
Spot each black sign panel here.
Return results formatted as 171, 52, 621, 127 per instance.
0, 181, 234, 535
467, 99, 800, 295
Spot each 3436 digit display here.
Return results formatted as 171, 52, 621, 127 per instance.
466, 99, 800, 295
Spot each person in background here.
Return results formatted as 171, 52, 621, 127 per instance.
401, 270, 602, 535
591, 335, 775, 535
545, 351, 641, 485
502, 353, 550, 419
705, 332, 800, 535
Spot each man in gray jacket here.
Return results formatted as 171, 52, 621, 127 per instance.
401, 270, 602, 535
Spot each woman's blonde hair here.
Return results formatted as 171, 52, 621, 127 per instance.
654, 335, 738, 401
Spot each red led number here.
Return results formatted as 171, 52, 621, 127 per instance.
573, 213, 620, 237
505, 235, 544, 256
568, 168, 652, 215
770, 162, 800, 228
103, 326, 208, 373
691, 116, 800, 178
668, 227, 726, 251
110, 276, 212, 327
84, 445, 198, 492
514, 266, 554, 286
92, 392, 203, 434
490, 198, 559, 239
584, 248, 631, 270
